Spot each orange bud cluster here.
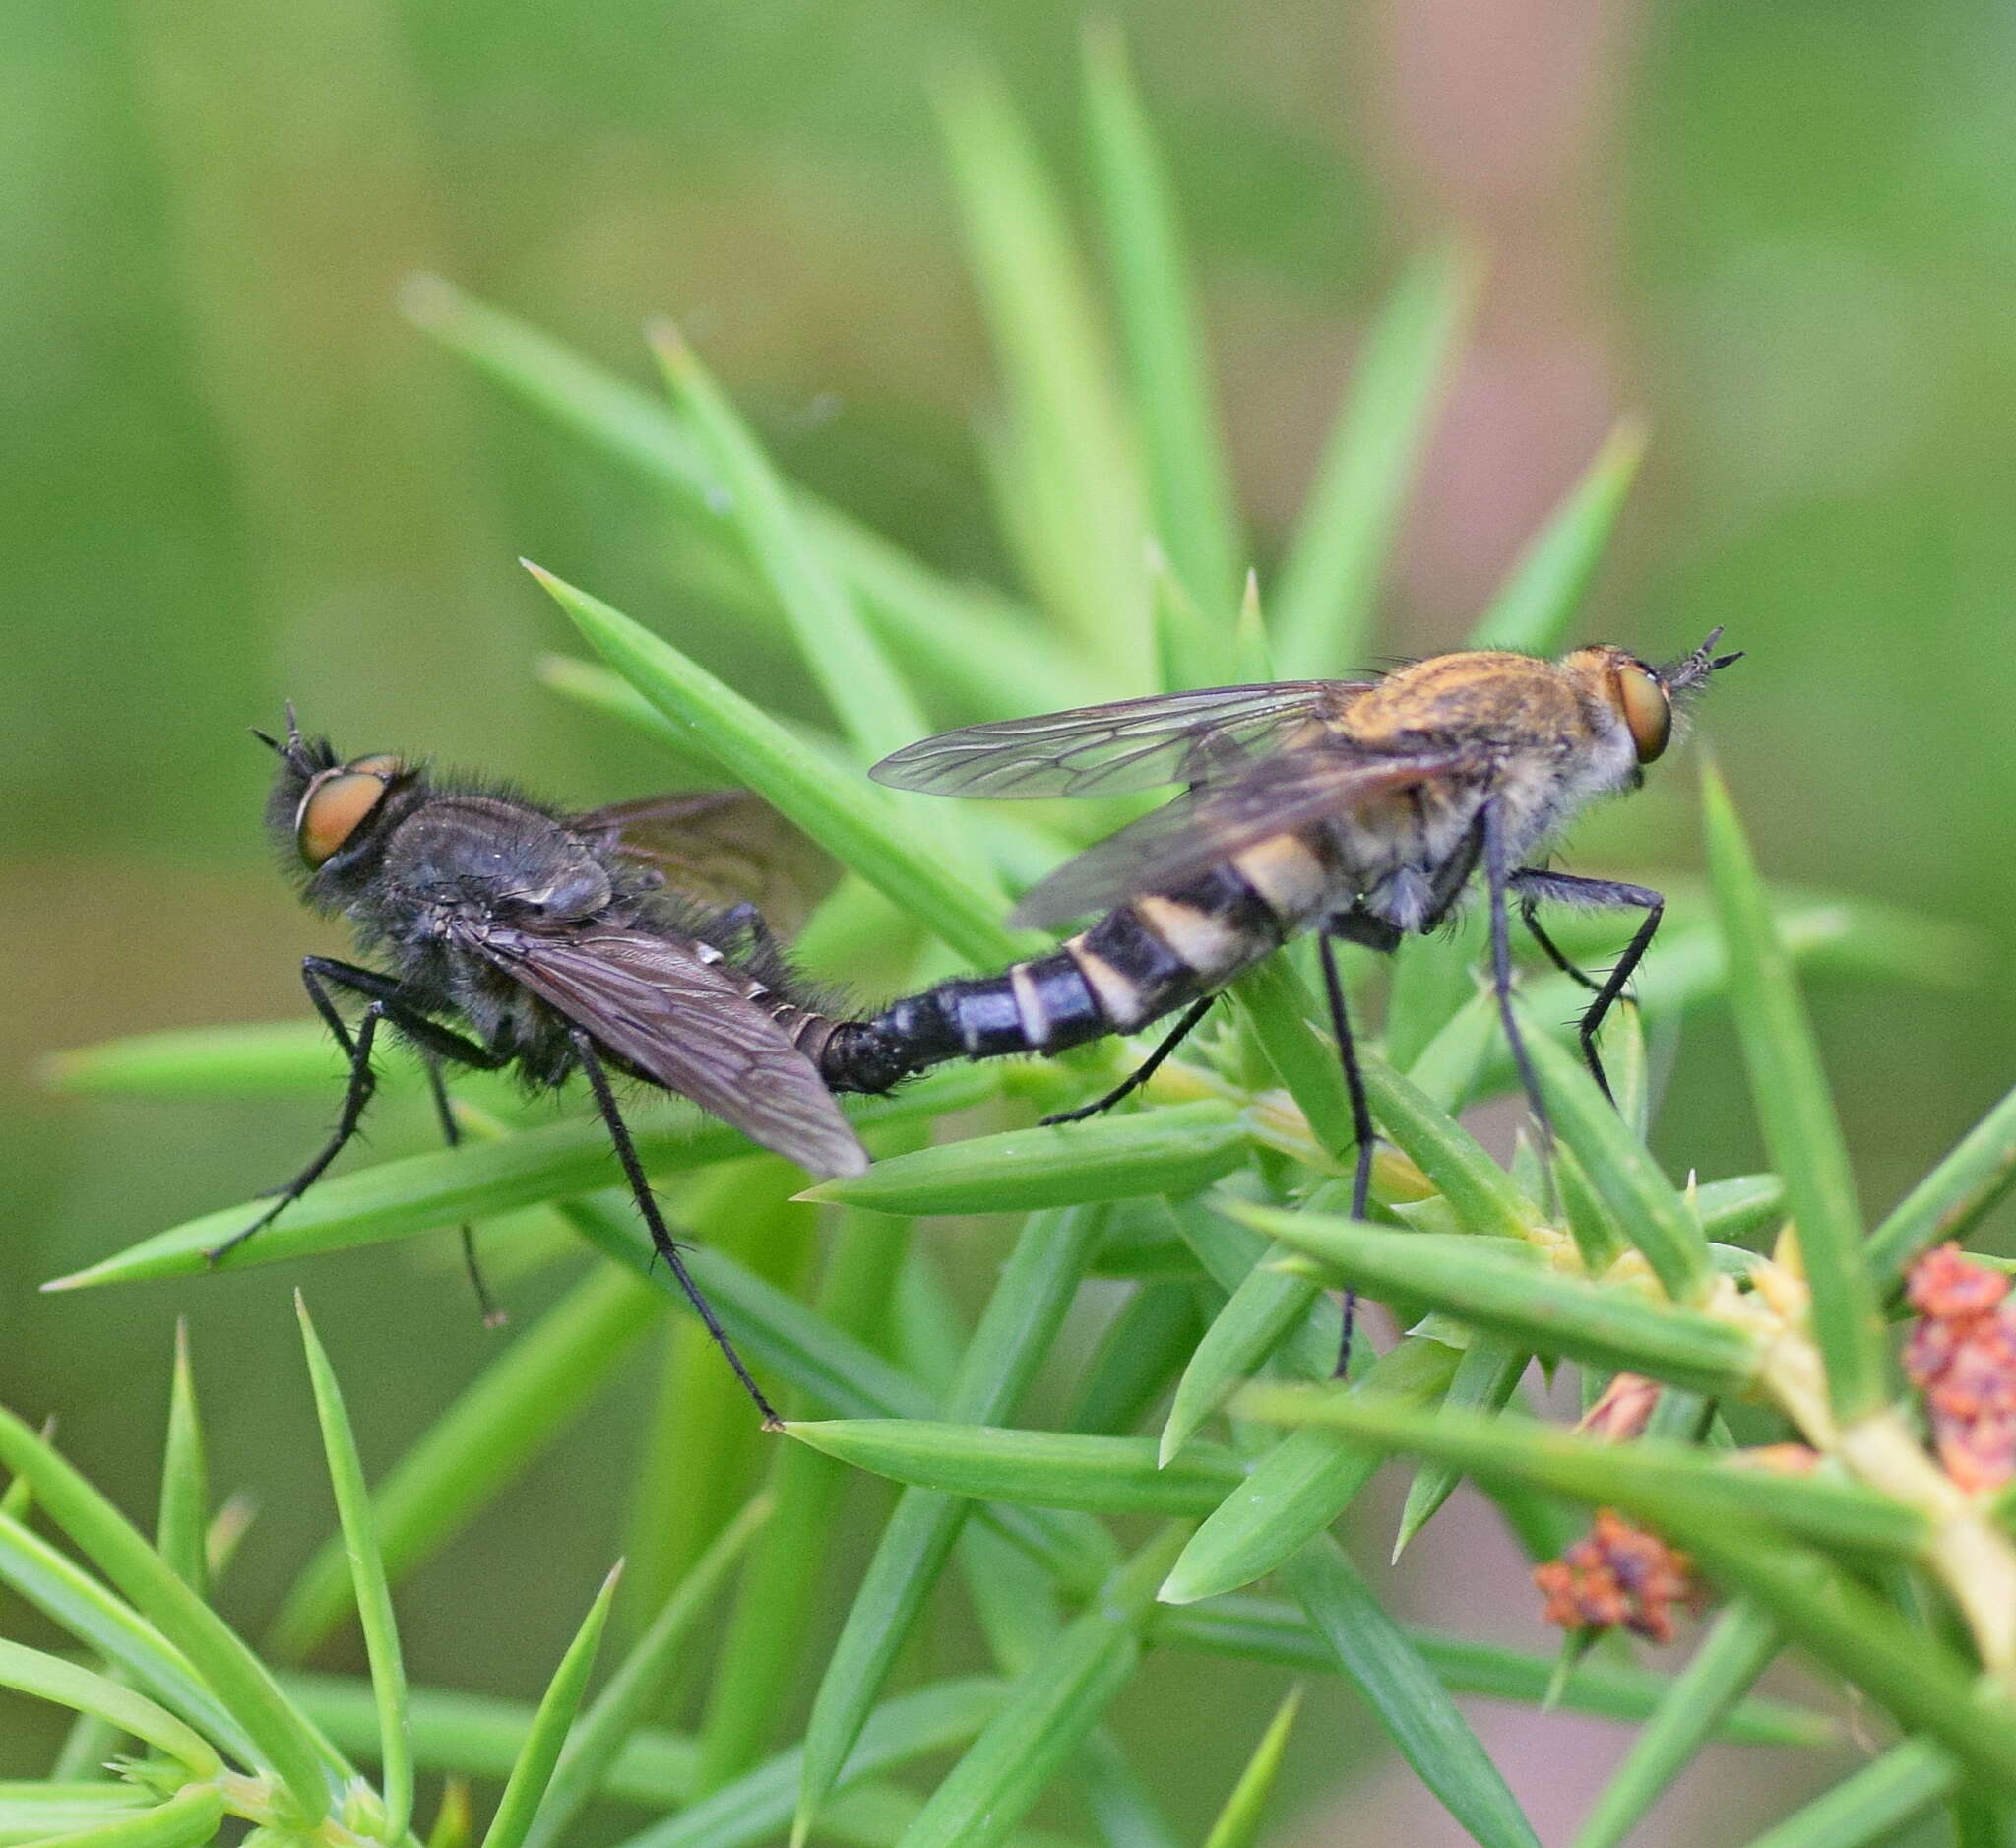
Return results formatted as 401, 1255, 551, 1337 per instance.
1903, 1243, 2016, 1495
1533, 1508, 1701, 1644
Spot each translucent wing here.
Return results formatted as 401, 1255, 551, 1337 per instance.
1010, 745, 1472, 927
869, 681, 1373, 799
573, 791, 841, 937
470, 924, 868, 1177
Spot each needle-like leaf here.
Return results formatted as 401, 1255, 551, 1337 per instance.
1271, 243, 1475, 678
481, 1563, 622, 1848
935, 60, 1149, 676
1701, 760, 1886, 1421
797, 1102, 1248, 1215
1199, 1685, 1302, 1848
1465, 418, 1645, 653
528, 563, 1029, 970
793, 1207, 1108, 1847
1234, 1203, 1761, 1395
156, 1322, 208, 1597
0, 1411, 330, 1824
270, 1265, 661, 1660
1082, 22, 1243, 621
295, 1295, 413, 1843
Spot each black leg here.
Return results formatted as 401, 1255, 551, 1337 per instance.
1040, 994, 1218, 1126
1507, 871, 1664, 1104
1483, 804, 1555, 1174
417, 1052, 506, 1328
569, 1028, 780, 1428
212, 958, 510, 1267
1317, 929, 1378, 1377
209, 989, 383, 1263
1518, 905, 1603, 994
301, 957, 507, 1071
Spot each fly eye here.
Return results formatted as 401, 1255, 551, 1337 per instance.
296, 769, 393, 868
343, 752, 404, 778
1617, 665, 1672, 764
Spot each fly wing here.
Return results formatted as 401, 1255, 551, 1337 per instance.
1009, 746, 1471, 927
471, 924, 869, 1177
869, 681, 1373, 799
572, 791, 841, 936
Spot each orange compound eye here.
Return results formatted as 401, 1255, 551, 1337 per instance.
343, 752, 404, 778
296, 770, 394, 868
1617, 664, 1672, 764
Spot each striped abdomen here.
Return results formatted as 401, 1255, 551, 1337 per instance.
821, 829, 1341, 1090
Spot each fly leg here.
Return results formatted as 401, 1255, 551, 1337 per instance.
209, 989, 381, 1265
1482, 804, 1556, 1190
1039, 994, 1217, 1126
416, 1051, 505, 1327
1319, 907, 1396, 1376
569, 1028, 780, 1427
210, 957, 506, 1267
717, 902, 778, 960
1508, 870, 1664, 1106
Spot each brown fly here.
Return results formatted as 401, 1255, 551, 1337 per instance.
863, 632, 1742, 1352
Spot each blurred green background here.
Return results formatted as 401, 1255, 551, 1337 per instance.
5, 1, 2012, 1838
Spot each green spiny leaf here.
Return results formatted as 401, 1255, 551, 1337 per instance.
1570, 1600, 1782, 1848
157, 1323, 208, 1596
1865, 1077, 2016, 1293
1238, 1205, 1760, 1394
881, 1530, 1184, 1848
1732, 1741, 1955, 1848
1465, 418, 1645, 653
787, 1422, 1243, 1516
1082, 21, 1242, 620
46, 1069, 994, 1293
1271, 243, 1475, 678
480, 1564, 621, 1848
0, 1640, 219, 1779
935, 59, 1149, 676
1232, 1391, 1926, 1559
1280, 1540, 1540, 1848
295, 1294, 412, 1843
527, 563, 1029, 969
1701, 759, 1885, 1421
1393, 1334, 1529, 1559
1156, 1599, 1835, 1745
1199, 1684, 1302, 1848
797, 1102, 1248, 1215
270, 1264, 660, 1659
794, 1207, 1108, 1847
526, 1494, 771, 1848
0, 1413, 331, 1823
1160, 1335, 1462, 1605
1519, 1018, 1714, 1304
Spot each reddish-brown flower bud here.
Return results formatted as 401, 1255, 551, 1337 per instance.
1902, 1244, 2016, 1495
1534, 1508, 1700, 1644
1577, 1372, 1661, 1444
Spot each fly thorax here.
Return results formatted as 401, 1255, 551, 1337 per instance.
1516, 720, 1641, 854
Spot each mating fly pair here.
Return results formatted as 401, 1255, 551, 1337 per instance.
234, 631, 1734, 1417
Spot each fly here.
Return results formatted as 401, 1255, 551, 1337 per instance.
231, 710, 908, 1423
851, 631, 1742, 1351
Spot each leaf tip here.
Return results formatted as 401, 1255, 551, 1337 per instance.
395, 271, 457, 329
643, 314, 692, 372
